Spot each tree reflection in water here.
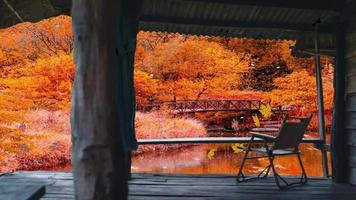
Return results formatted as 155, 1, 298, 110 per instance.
132, 138, 331, 177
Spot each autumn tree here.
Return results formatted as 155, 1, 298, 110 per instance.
134, 69, 159, 104
213, 38, 316, 90
0, 15, 73, 73
0, 16, 73, 172
264, 62, 334, 113
136, 35, 249, 101
1, 54, 74, 111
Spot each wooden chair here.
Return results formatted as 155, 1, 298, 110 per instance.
236, 115, 312, 190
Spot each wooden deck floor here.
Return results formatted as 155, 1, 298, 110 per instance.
1, 171, 356, 200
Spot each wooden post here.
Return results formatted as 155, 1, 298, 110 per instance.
314, 21, 329, 177
331, 18, 347, 183
71, 0, 138, 199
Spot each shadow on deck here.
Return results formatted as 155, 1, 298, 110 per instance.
1, 171, 356, 200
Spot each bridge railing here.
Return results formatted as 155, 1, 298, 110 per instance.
136, 99, 262, 113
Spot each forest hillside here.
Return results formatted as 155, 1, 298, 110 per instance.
0, 16, 334, 172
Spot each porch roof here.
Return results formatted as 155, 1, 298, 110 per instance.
138, 0, 340, 50
0, 0, 341, 50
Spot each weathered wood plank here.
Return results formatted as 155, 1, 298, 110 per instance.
348, 168, 356, 186
0, 185, 45, 200
345, 43, 356, 59
128, 195, 355, 200
345, 94, 356, 112
346, 129, 356, 147
345, 49, 356, 60
345, 55, 356, 77
129, 184, 354, 193
348, 156, 356, 168
1, 172, 356, 200
347, 150, 356, 169
344, 0, 356, 186
345, 112, 356, 129
346, 75, 356, 94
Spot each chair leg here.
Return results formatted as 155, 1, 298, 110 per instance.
237, 138, 271, 182
236, 137, 254, 182
269, 153, 308, 190
257, 164, 271, 179
237, 149, 271, 182
268, 154, 283, 188
259, 141, 271, 179
297, 153, 308, 184
236, 146, 249, 182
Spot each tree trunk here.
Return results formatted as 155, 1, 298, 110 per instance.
71, 0, 138, 199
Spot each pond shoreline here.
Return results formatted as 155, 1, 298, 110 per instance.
47, 132, 329, 177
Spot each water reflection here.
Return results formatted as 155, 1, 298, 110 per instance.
51, 132, 331, 177
132, 143, 330, 177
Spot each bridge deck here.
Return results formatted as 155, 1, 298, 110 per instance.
1, 171, 356, 200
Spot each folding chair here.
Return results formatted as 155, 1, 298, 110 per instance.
236, 115, 312, 190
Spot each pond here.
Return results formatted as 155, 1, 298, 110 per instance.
131, 131, 331, 177
53, 133, 331, 177
132, 143, 330, 177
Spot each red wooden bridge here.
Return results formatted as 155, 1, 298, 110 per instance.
137, 100, 262, 114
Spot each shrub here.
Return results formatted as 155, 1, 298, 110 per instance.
135, 111, 207, 153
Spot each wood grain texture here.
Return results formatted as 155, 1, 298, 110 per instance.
345, 94, 356, 112
345, 55, 356, 76
71, 0, 138, 199
346, 75, 356, 94
348, 149, 356, 168
332, 20, 348, 182
348, 168, 356, 185
346, 129, 356, 147
1, 172, 356, 200
345, 112, 356, 129
344, 0, 356, 186
0, 184, 45, 200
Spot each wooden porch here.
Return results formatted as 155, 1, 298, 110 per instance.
1, 171, 356, 200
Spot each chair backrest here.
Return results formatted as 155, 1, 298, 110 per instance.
272, 115, 312, 150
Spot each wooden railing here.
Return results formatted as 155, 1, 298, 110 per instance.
137, 137, 322, 145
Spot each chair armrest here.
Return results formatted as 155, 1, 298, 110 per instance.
249, 131, 277, 141
250, 127, 279, 132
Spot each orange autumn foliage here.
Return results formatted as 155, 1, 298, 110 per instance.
0, 15, 72, 69
134, 70, 159, 104
135, 33, 249, 101
2, 55, 74, 110
263, 62, 334, 129
0, 16, 335, 173
0, 16, 73, 173
135, 111, 207, 153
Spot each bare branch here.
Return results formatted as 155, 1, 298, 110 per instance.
3, 0, 24, 22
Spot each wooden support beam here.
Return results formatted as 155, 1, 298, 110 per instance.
140, 16, 334, 35
331, 18, 347, 183
185, 0, 342, 12
71, 0, 139, 199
